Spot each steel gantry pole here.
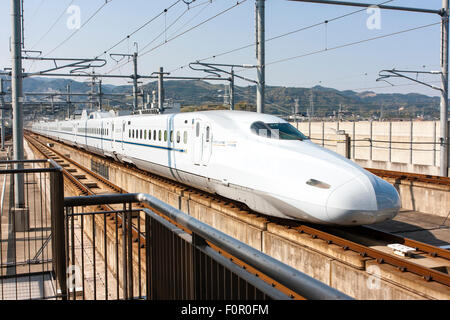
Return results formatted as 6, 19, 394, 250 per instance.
440, 0, 449, 177
133, 52, 138, 111
0, 79, 5, 150
66, 83, 71, 119
157, 67, 166, 113
98, 79, 103, 111
230, 69, 235, 110
11, 0, 24, 207
256, 0, 265, 113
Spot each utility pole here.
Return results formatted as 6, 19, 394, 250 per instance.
98, 79, 102, 111
441, 0, 449, 177
141, 89, 146, 110
90, 77, 95, 111
158, 67, 165, 113
11, 0, 24, 207
229, 69, 235, 110
0, 79, 5, 150
66, 83, 71, 119
133, 52, 138, 110
294, 98, 299, 128
256, 0, 265, 113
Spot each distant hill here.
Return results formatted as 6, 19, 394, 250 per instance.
0, 76, 442, 119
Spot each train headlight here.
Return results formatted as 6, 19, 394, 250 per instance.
306, 179, 330, 189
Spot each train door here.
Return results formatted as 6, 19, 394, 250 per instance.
193, 120, 203, 165
201, 123, 212, 166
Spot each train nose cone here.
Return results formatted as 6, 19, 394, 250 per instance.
326, 174, 400, 225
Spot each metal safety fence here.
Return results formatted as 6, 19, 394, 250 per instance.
0, 159, 64, 300
62, 193, 351, 300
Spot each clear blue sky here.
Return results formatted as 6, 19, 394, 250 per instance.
0, 0, 445, 97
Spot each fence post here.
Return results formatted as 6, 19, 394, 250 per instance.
145, 214, 152, 300
51, 168, 67, 300
410, 120, 413, 164
192, 232, 207, 300
389, 121, 392, 163
433, 121, 437, 167
352, 122, 356, 159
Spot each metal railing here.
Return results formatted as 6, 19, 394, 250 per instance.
0, 159, 64, 300
62, 193, 351, 300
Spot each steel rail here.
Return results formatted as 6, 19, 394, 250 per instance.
367, 168, 450, 187
294, 224, 450, 286
29, 132, 450, 288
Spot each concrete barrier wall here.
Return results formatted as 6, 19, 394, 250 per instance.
295, 120, 450, 176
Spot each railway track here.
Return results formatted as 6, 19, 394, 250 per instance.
366, 168, 450, 188
26, 132, 450, 291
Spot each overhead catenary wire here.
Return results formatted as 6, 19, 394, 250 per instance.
167, 0, 395, 74
167, 0, 215, 39
29, 0, 75, 50
139, 0, 248, 57
94, 0, 184, 59
226, 21, 441, 77
105, 0, 248, 75
25, 0, 46, 27
44, 0, 113, 57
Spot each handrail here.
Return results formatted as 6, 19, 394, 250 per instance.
64, 193, 352, 300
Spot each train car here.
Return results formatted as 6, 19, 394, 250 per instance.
31, 109, 401, 226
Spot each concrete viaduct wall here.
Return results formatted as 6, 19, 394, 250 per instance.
294, 120, 450, 176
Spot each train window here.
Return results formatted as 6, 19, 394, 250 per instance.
196, 122, 200, 137
170, 131, 173, 143
140, 130, 142, 139
129, 129, 131, 138
148, 130, 151, 140
183, 131, 187, 144
144, 130, 147, 140
176, 131, 180, 144
158, 130, 161, 141
205, 126, 210, 142
250, 121, 308, 141
132, 130, 135, 139
164, 130, 167, 142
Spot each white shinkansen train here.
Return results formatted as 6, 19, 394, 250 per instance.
31, 109, 401, 226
